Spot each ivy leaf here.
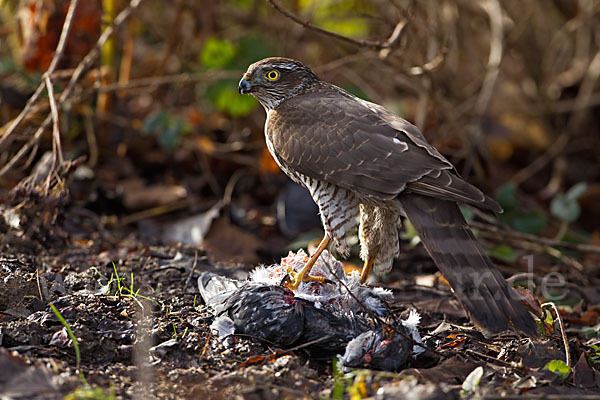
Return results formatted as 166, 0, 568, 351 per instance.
141, 111, 170, 134
544, 359, 571, 380
235, 34, 273, 68
459, 205, 475, 222
566, 182, 587, 202
159, 118, 190, 151
551, 195, 580, 222
487, 244, 518, 263
588, 345, 600, 370
200, 38, 235, 70
498, 210, 546, 235
494, 183, 518, 210
141, 112, 190, 151
206, 80, 258, 117
550, 183, 586, 222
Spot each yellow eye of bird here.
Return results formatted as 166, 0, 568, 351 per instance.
266, 70, 280, 81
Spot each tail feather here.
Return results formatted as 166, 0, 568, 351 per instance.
401, 194, 537, 337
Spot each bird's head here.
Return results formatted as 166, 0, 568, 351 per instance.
238, 57, 319, 110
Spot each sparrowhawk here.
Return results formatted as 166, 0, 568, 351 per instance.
238, 57, 537, 336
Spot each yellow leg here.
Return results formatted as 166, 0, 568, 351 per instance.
360, 257, 375, 284
285, 234, 330, 290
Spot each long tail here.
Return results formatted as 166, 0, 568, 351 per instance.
401, 194, 537, 337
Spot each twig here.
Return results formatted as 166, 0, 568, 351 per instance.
44, 75, 64, 168
199, 332, 211, 358
0, 0, 80, 152
477, 228, 585, 272
507, 272, 591, 303
47, 0, 81, 74
464, 349, 524, 369
510, 133, 570, 185
470, 220, 600, 254
93, 70, 240, 93
265, 0, 405, 50
119, 199, 190, 225
183, 251, 199, 291
475, 0, 504, 117
541, 302, 570, 367
83, 109, 98, 168
568, 50, 600, 134
36, 270, 47, 302
0, 85, 45, 152
237, 335, 332, 368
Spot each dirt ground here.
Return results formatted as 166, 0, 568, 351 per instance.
1, 189, 600, 400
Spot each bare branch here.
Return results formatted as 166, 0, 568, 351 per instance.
0, 0, 145, 178
0, 0, 80, 152
265, 0, 404, 50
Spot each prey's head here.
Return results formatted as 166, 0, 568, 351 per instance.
238, 57, 319, 110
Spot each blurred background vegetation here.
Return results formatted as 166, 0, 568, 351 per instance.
0, 0, 598, 275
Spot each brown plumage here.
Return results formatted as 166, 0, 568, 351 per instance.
239, 57, 537, 337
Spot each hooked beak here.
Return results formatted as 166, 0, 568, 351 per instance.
238, 74, 253, 94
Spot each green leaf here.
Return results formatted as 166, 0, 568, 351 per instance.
487, 244, 518, 263
494, 183, 518, 210
227, 0, 253, 10
331, 357, 345, 400
498, 210, 546, 235
544, 359, 571, 380
320, 17, 369, 38
159, 118, 188, 151
579, 323, 600, 339
141, 111, 170, 134
551, 194, 581, 222
459, 205, 475, 222
141, 112, 190, 151
566, 182, 587, 202
206, 80, 258, 117
235, 34, 273, 67
550, 183, 587, 223
298, 0, 372, 38
588, 345, 600, 370
494, 183, 547, 233
342, 85, 370, 102
400, 220, 421, 247
200, 38, 235, 70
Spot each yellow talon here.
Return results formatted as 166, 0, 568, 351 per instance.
284, 234, 331, 290
284, 267, 325, 290
360, 257, 375, 284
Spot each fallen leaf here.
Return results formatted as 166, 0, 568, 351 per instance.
573, 353, 597, 389
201, 216, 263, 264
462, 366, 484, 392
513, 286, 543, 318
120, 179, 187, 210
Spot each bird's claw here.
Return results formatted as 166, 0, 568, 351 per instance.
283, 267, 325, 290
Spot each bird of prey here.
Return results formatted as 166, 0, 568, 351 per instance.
238, 57, 537, 337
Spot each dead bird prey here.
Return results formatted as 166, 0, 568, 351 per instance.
198, 250, 423, 371
239, 57, 537, 337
